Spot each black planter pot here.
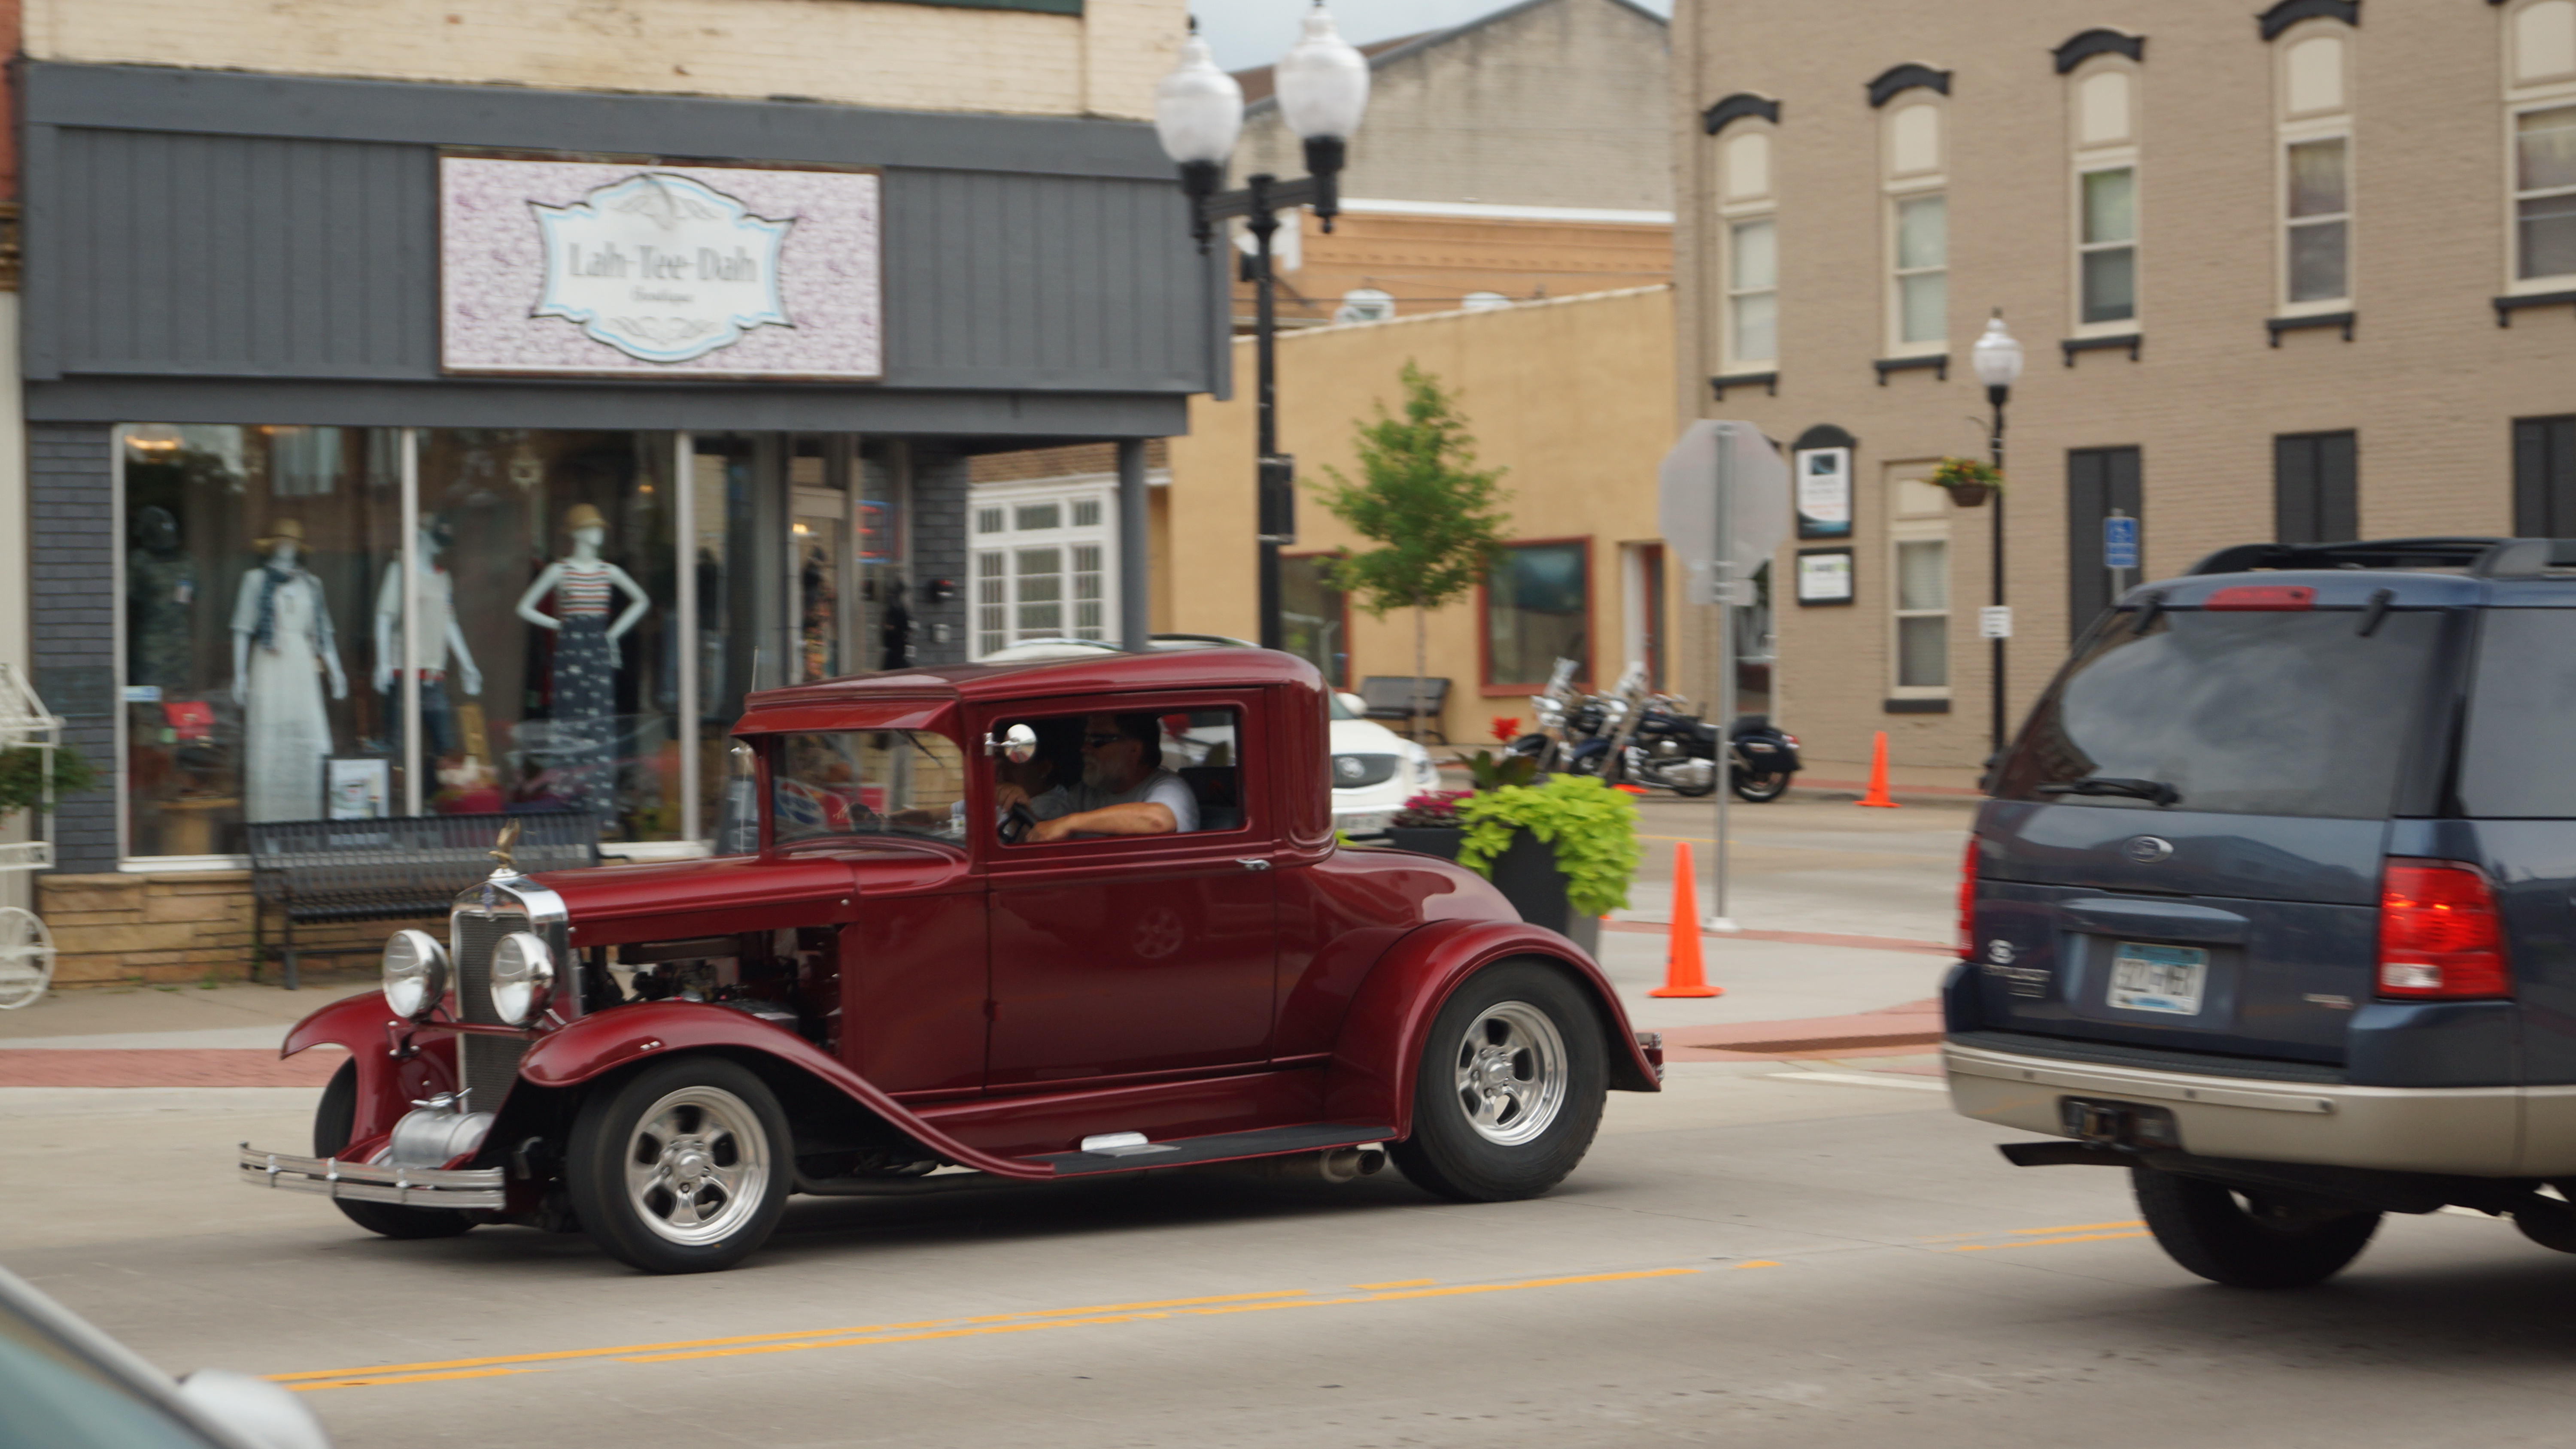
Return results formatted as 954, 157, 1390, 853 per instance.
1386, 825, 1463, 860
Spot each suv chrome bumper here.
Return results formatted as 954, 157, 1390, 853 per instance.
1942, 1041, 2576, 1178
238, 1144, 507, 1210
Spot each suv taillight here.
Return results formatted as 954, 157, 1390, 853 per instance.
2378, 859, 2511, 1000
1957, 837, 1980, 959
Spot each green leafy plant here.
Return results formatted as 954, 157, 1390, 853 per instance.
1463, 748, 1537, 792
1454, 774, 1642, 919
0, 744, 95, 822
1312, 362, 1514, 745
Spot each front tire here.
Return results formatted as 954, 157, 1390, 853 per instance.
1730, 770, 1791, 802
2132, 1165, 2380, 1288
313, 1060, 476, 1240
566, 1055, 791, 1274
1391, 961, 1607, 1202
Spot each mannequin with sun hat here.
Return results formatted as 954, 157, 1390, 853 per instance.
515, 503, 650, 813
229, 517, 347, 822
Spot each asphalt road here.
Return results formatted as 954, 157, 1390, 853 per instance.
18, 1063, 2576, 1449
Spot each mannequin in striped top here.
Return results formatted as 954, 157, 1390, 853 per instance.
515, 503, 650, 815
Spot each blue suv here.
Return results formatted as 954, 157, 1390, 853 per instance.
1947, 537, 2576, 1288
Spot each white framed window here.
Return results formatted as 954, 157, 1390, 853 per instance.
1883, 101, 1947, 354
1716, 125, 1779, 368
2507, 0, 2576, 288
2275, 23, 2355, 312
967, 478, 1117, 659
2068, 61, 2140, 332
1888, 472, 1951, 698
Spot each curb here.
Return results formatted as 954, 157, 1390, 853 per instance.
1659, 999, 1944, 1061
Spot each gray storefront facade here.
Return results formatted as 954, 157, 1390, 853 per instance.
23, 62, 1225, 873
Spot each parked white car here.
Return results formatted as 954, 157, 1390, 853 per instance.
1328, 689, 1440, 839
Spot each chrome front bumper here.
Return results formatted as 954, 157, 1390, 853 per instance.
238, 1144, 507, 1210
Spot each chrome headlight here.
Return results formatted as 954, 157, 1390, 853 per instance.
380, 929, 449, 1020
489, 932, 556, 1027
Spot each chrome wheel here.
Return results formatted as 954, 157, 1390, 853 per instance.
0, 907, 55, 1010
622, 1085, 772, 1246
1450, 1001, 1569, 1146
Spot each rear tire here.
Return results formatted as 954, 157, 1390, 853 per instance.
566, 1055, 791, 1274
2131, 1165, 2379, 1288
1730, 770, 1791, 803
1391, 961, 1607, 1202
313, 1060, 476, 1240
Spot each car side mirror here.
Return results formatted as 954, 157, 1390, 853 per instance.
1335, 692, 1367, 716
180, 1368, 335, 1449
984, 723, 1037, 763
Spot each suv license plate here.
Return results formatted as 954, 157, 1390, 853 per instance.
2108, 943, 2207, 1016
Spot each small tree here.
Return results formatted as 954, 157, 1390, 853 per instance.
1312, 362, 1513, 746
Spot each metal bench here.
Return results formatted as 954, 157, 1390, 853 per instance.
247, 812, 602, 989
1355, 676, 1452, 743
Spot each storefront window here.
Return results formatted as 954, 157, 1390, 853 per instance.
414, 430, 677, 840
120, 425, 404, 857
1279, 555, 1350, 688
1485, 542, 1590, 689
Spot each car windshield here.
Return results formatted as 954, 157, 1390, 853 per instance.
1996, 608, 2442, 818
0, 1303, 213, 1449
771, 731, 969, 845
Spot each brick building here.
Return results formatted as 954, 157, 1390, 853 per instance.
1669, 0, 2576, 779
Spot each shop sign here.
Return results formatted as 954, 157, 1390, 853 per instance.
1794, 548, 1854, 606
1794, 446, 1852, 539
441, 153, 882, 380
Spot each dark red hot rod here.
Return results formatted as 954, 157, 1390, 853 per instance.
241, 649, 1662, 1273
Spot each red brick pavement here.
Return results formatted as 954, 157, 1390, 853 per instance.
1661, 998, 1944, 1061
0, 1049, 344, 1088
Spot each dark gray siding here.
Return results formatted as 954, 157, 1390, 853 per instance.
28, 424, 118, 874
908, 451, 972, 667
24, 63, 1228, 430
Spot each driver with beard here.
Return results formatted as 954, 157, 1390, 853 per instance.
996, 711, 1199, 841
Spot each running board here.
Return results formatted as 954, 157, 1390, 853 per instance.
1032, 1122, 1394, 1177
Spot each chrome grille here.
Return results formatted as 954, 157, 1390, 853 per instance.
451, 910, 526, 1111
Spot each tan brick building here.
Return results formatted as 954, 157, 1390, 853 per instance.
1671, 0, 2576, 779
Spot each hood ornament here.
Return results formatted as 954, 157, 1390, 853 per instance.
487, 818, 523, 877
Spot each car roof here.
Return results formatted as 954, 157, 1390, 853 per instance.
738, 646, 1326, 728
2133, 536, 2576, 610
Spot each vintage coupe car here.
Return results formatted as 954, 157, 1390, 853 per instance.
241, 649, 1662, 1273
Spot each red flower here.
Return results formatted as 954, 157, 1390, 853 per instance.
1489, 716, 1520, 743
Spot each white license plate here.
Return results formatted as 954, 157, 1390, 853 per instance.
2108, 943, 2207, 1016
1339, 812, 1394, 837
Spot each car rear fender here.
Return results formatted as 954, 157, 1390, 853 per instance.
1324, 919, 1659, 1139
513, 1001, 1055, 1179
280, 990, 459, 1146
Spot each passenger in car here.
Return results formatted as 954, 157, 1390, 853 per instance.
1015, 711, 1199, 840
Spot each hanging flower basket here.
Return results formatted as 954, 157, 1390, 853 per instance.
1929, 456, 2002, 508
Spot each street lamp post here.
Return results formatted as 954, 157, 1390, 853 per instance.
1156, 5, 1370, 650
1970, 312, 2024, 759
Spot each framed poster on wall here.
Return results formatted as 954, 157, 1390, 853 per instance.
1795, 446, 1853, 539
1795, 548, 1855, 606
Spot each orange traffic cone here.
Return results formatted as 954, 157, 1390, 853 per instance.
1650, 841, 1722, 998
1857, 730, 1902, 809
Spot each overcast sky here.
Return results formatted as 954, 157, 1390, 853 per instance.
1196, 0, 1671, 73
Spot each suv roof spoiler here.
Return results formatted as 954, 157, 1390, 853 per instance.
2183, 537, 2576, 579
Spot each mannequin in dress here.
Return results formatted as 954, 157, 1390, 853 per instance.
514, 505, 649, 814
229, 518, 347, 822
374, 519, 483, 765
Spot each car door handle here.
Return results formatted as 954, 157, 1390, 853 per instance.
1236, 858, 1272, 872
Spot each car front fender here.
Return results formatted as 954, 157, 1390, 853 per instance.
1323, 919, 1659, 1140
279, 990, 459, 1146
514, 1001, 1055, 1180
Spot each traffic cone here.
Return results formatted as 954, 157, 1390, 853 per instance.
1857, 730, 1902, 809
1649, 841, 1722, 998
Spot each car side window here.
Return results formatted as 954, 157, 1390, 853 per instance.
772, 730, 968, 844
995, 707, 1246, 844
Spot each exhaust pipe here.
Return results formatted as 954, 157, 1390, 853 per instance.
1201, 1146, 1388, 1183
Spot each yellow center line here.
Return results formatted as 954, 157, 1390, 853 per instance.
2010, 1219, 2142, 1235
1947, 1231, 2151, 1253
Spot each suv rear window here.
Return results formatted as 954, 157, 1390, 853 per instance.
1997, 609, 2442, 819
2459, 610, 2576, 817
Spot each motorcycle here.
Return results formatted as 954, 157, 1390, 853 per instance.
1507, 657, 1589, 772
1562, 666, 1801, 802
